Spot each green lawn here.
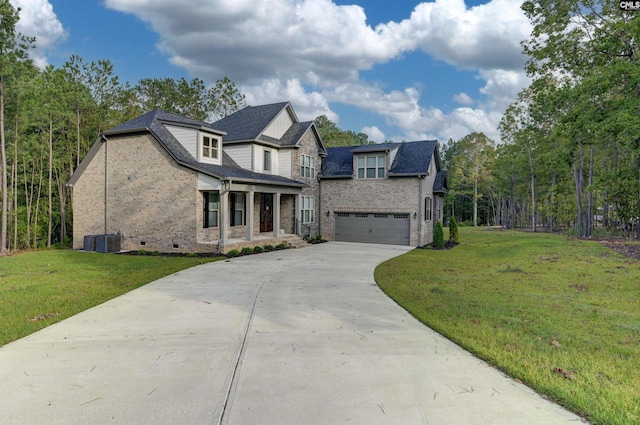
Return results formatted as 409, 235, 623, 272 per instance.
375, 227, 640, 425
0, 250, 219, 347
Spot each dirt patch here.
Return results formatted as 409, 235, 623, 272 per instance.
599, 240, 640, 260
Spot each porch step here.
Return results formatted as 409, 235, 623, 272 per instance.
281, 235, 310, 249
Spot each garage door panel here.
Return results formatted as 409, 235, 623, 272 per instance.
334, 212, 410, 245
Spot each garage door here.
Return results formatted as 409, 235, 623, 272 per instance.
334, 212, 410, 245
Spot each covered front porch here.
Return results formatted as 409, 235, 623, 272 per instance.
198, 179, 310, 254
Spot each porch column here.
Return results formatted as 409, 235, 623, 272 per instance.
246, 191, 255, 241
220, 190, 229, 249
295, 194, 301, 235
273, 192, 281, 238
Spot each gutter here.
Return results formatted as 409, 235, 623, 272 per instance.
387, 172, 428, 178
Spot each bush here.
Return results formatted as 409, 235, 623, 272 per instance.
226, 249, 240, 258
253, 246, 264, 254
275, 243, 287, 250
448, 216, 459, 243
241, 247, 254, 256
263, 244, 274, 252
151, 250, 161, 256
186, 252, 198, 258
433, 222, 445, 249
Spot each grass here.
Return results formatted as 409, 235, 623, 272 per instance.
0, 250, 220, 347
375, 227, 640, 425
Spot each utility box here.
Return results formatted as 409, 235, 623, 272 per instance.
83, 235, 97, 251
95, 234, 121, 253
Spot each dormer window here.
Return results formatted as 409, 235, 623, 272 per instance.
202, 135, 219, 160
357, 155, 386, 179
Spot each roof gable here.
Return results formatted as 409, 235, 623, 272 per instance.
69, 108, 305, 188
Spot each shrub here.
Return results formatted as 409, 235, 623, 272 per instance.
433, 222, 445, 248
253, 246, 264, 254
275, 243, 287, 250
138, 249, 149, 256
448, 216, 459, 243
226, 249, 240, 258
263, 244, 274, 252
241, 247, 254, 256
151, 250, 161, 256
186, 252, 198, 258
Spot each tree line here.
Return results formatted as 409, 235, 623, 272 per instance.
0, 2, 246, 253
443, 1, 640, 240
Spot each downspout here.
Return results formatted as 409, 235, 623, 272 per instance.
418, 175, 424, 246
317, 174, 322, 238
102, 135, 108, 235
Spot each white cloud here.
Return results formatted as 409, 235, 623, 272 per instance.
242, 78, 338, 122
380, 0, 530, 72
10, 0, 67, 68
453, 92, 473, 105
22, 0, 531, 143
361, 126, 386, 143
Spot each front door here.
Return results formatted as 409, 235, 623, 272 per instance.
260, 194, 273, 232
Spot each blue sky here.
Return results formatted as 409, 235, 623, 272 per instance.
12, 0, 532, 143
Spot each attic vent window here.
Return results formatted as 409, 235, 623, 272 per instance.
201, 134, 219, 160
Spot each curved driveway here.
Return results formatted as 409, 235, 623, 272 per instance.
0, 242, 585, 425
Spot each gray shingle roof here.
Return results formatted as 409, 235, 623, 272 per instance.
388, 140, 437, 176
321, 140, 442, 179
319, 146, 354, 178
211, 102, 290, 142
434, 171, 449, 193
104, 109, 306, 187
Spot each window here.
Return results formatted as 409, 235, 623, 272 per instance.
263, 150, 271, 172
300, 196, 315, 223
201, 135, 219, 160
357, 155, 385, 179
230, 193, 245, 226
301, 155, 315, 178
203, 192, 219, 228
425, 197, 432, 221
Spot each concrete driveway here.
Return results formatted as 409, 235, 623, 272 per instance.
0, 242, 585, 425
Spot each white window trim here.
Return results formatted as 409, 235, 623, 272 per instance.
300, 196, 315, 223
263, 149, 272, 173
357, 154, 386, 179
199, 132, 221, 165
301, 154, 316, 178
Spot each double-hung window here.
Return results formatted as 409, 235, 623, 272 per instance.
230, 193, 245, 226
203, 192, 219, 228
300, 196, 315, 223
425, 197, 432, 221
357, 155, 385, 179
301, 155, 315, 178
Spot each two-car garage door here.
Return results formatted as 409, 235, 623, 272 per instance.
334, 212, 410, 245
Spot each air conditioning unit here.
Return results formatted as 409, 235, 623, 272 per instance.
83, 235, 97, 251
95, 234, 122, 253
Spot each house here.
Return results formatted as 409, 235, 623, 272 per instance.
68, 101, 447, 253
68, 102, 325, 253
319, 141, 448, 246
